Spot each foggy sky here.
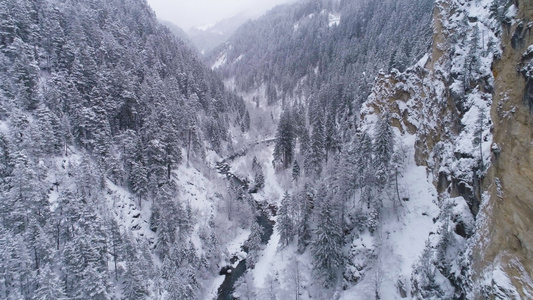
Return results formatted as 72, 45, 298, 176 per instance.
146, 0, 297, 31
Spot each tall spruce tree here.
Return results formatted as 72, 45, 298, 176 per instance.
311, 186, 343, 287
373, 112, 394, 190
273, 109, 295, 169
278, 191, 294, 249
307, 115, 325, 177
252, 156, 265, 191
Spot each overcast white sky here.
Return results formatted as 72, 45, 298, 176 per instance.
146, 0, 297, 31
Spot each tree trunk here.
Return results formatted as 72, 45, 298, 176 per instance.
187, 129, 191, 164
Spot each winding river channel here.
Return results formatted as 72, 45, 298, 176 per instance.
215, 161, 275, 300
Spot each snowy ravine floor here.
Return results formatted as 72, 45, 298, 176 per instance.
221, 135, 438, 299
230, 144, 286, 289
251, 224, 281, 289
205, 228, 250, 300
177, 140, 284, 299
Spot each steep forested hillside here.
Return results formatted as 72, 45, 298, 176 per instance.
159, 20, 196, 50
0, 0, 249, 298
210, 0, 433, 108
2, 0, 531, 298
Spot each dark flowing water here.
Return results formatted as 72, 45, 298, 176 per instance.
216, 161, 274, 300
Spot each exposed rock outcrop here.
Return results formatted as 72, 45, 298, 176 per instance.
474, 0, 533, 298
362, 0, 533, 298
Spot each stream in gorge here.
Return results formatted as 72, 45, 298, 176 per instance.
215, 161, 275, 300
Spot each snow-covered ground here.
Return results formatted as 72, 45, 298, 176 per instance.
212, 52, 227, 70
328, 13, 340, 27
252, 225, 281, 289
106, 180, 156, 243
341, 134, 440, 299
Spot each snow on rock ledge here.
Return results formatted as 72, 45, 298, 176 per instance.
356, 0, 505, 297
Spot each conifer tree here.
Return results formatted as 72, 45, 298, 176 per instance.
13, 44, 40, 111
35, 105, 62, 155
278, 191, 294, 249
252, 156, 265, 191
109, 220, 124, 281
129, 161, 148, 207
311, 191, 343, 287
0, 229, 33, 298
324, 112, 339, 162
0, 133, 12, 180
273, 109, 295, 169
300, 128, 312, 176
411, 241, 443, 299
297, 184, 313, 253
245, 220, 264, 268
373, 112, 394, 190
122, 259, 149, 300
307, 115, 325, 177
152, 185, 179, 259
356, 131, 375, 207
292, 159, 301, 181
33, 264, 66, 300
260, 271, 280, 300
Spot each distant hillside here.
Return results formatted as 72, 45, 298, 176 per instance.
159, 19, 196, 50
208, 0, 433, 110
188, 14, 250, 54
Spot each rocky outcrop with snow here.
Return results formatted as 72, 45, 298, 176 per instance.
360, 0, 533, 298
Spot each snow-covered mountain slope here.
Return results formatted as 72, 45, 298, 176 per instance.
159, 20, 197, 50
208, 0, 433, 109
358, 0, 533, 298
2, 0, 533, 298
188, 14, 250, 54
0, 0, 253, 298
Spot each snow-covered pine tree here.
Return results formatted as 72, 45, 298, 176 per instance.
373, 112, 394, 192
33, 264, 67, 300
411, 240, 444, 299
252, 156, 265, 191
311, 187, 343, 287
108, 219, 125, 281
260, 271, 280, 300
0, 133, 11, 180
278, 191, 294, 249
324, 111, 340, 163
0, 229, 33, 298
35, 105, 62, 155
292, 159, 301, 181
13, 43, 40, 111
356, 130, 375, 208
297, 183, 314, 253
390, 141, 407, 209
245, 220, 264, 268
122, 257, 149, 300
307, 115, 325, 177
129, 161, 148, 207
234, 270, 257, 300
273, 109, 295, 169
300, 127, 312, 176
152, 184, 180, 259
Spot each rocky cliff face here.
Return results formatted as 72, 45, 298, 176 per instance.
475, 0, 533, 298
362, 0, 533, 297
